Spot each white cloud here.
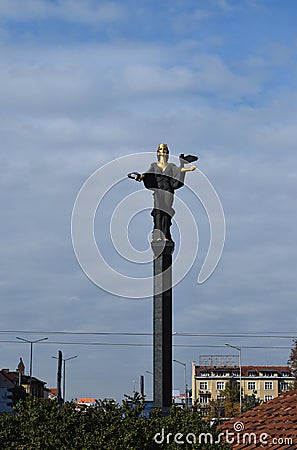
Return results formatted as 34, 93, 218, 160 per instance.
0, 41, 264, 123
190, 54, 260, 98
120, 64, 196, 93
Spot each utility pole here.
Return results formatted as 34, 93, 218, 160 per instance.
52, 354, 77, 403
56, 350, 63, 407
140, 375, 144, 397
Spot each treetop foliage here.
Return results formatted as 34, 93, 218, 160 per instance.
0, 394, 231, 449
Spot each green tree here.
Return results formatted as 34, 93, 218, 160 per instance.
223, 380, 240, 418
288, 339, 297, 389
0, 394, 231, 449
206, 380, 240, 420
242, 394, 262, 412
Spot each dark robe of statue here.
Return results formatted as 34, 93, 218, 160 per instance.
143, 162, 185, 241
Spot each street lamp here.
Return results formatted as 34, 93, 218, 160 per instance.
173, 359, 188, 408
16, 336, 48, 394
145, 371, 153, 399
52, 355, 77, 401
225, 343, 242, 414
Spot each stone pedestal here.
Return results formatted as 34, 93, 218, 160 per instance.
151, 240, 174, 415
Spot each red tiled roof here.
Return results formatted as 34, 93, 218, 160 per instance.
0, 369, 46, 385
47, 388, 57, 395
218, 389, 297, 449
1, 369, 17, 382
240, 366, 292, 376
77, 398, 95, 403
44, 387, 58, 396
195, 365, 292, 376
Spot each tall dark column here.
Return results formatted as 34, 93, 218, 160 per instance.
151, 240, 174, 415
56, 350, 63, 407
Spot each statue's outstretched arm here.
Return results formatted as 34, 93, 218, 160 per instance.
179, 153, 198, 173
181, 165, 196, 172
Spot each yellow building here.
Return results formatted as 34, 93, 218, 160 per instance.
192, 362, 294, 410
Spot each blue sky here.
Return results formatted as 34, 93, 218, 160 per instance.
1, 0, 297, 401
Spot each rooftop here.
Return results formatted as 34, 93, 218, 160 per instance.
195, 365, 293, 377
219, 389, 297, 449
0, 369, 46, 385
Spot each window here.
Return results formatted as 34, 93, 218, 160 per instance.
281, 372, 289, 377
248, 371, 256, 377
247, 382, 256, 390
216, 382, 225, 390
199, 395, 209, 404
264, 382, 273, 390
280, 382, 290, 391
200, 372, 210, 377
262, 372, 275, 377
199, 382, 208, 390
264, 395, 273, 402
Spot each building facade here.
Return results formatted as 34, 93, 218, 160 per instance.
0, 371, 27, 412
1, 369, 47, 399
0, 372, 15, 413
192, 362, 294, 411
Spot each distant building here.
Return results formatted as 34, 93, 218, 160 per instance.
1, 368, 47, 399
0, 371, 27, 412
45, 388, 57, 401
17, 358, 25, 376
192, 361, 294, 412
77, 398, 96, 407
172, 390, 192, 407
0, 371, 16, 413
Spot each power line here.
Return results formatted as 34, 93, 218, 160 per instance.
174, 333, 297, 339
0, 330, 296, 338
0, 329, 295, 350
6, 340, 291, 349
0, 330, 151, 336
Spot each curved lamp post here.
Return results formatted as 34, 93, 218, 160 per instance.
16, 336, 48, 394
52, 355, 77, 401
173, 359, 187, 407
225, 343, 242, 413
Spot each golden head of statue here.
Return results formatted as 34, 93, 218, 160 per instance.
157, 143, 169, 161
